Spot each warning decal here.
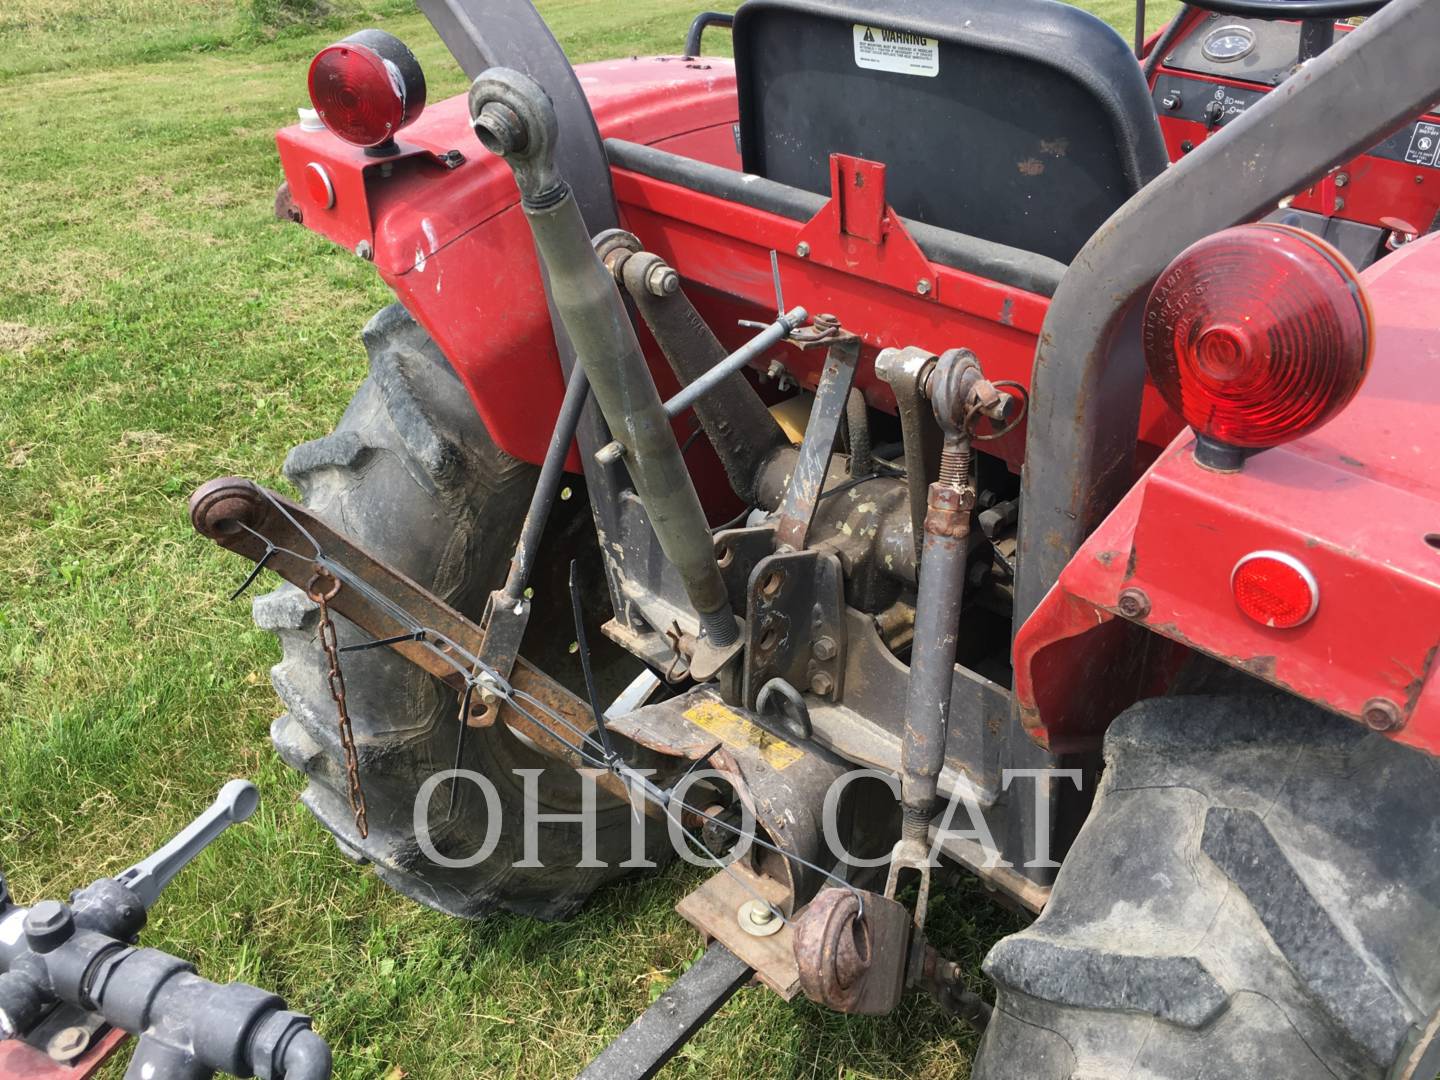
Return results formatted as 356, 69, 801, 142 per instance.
853, 24, 939, 77
682, 700, 804, 771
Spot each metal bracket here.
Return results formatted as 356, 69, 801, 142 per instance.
743, 549, 846, 710
775, 336, 861, 550
875, 346, 940, 562
791, 156, 938, 301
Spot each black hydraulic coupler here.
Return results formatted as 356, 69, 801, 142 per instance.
469, 68, 739, 648
0, 782, 331, 1080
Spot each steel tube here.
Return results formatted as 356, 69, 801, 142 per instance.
502, 365, 590, 601
471, 69, 739, 646
663, 309, 804, 418
899, 472, 972, 834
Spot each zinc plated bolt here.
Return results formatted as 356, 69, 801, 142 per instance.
354, 240, 374, 261
645, 262, 679, 296
916, 278, 932, 296
737, 898, 783, 937
795, 242, 811, 258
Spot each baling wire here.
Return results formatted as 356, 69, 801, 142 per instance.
232, 506, 869, 924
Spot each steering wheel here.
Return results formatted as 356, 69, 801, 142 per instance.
1185, 0, 1388, 16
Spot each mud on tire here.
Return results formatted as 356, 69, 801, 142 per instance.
974, 694, 1440, 1080
255, 304, 646, 920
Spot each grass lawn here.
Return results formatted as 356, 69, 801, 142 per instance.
0, 1, 1176, 1077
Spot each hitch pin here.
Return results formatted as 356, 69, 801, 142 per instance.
596, 304, 808, 465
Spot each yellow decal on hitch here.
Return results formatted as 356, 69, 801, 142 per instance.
682, 701, 804, 771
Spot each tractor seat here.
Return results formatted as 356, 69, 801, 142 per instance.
732, 0, 1169, 264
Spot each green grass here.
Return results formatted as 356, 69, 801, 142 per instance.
0, 2, 1173, 1077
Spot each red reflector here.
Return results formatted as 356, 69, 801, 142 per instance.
304, 162, 334, 209
1231, 551, 1318, 629
307, 31, 425, 149
1142, 224, 1372, 450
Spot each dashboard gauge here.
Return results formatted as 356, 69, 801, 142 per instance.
1202, 24, 1256, 62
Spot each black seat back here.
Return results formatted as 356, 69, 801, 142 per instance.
732, 0, 1169, 264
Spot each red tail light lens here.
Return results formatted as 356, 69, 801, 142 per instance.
1142, 223, 1372, 450
308, 30, 426, 150
1231, 550, 1318, 629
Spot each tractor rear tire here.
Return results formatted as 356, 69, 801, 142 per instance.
254, 304, 647, 921
973, 694, 1440, 1080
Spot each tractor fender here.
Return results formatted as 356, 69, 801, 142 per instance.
1014, 231, 1440, 758
274, 58, 741, 468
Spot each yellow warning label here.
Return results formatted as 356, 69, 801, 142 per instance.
682, 701, 805, 772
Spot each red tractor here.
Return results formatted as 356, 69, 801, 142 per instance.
178, 0, 1440, 1074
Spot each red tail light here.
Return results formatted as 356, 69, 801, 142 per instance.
1142, 224, 1372, 459
1231, 550, 1319, 629
307, 30, 426, 151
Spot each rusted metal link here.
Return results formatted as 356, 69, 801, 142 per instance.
792, 887, 911, 1015
305, 568, 369, 838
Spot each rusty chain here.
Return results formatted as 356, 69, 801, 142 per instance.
230, 496, 864, 918
306, 567, 369, 839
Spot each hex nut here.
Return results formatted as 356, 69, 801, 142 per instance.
645, 263, 680, 297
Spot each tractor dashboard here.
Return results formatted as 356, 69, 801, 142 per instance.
1151, 12, 1440, 264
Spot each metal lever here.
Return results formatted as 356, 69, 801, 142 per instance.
114, 780, 259, 910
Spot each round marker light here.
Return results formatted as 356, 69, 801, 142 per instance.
1142, 224, 1372, 461
1231, 550, 1319, 629
308, 30, 426, 152
303, 162, 334, 209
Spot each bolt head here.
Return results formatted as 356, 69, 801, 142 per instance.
795, 242, 811, 258
48, 1026, 90, 1063
1362, 697, 1404, 732
354, 240, 374, 261
812, 636, 838, 662
24, 900, 74, 953
1116, 587, 1151, 620
809, 671, 835, 696
737, 898, 783, 937
916, 278, 932, 296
